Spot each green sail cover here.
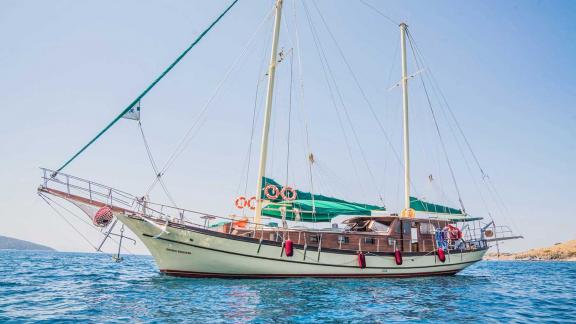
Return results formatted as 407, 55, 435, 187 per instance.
410, 196, 463, 215
260, 177, 385, 222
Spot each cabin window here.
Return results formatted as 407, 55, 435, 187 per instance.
388, 238, 396, 246
364, 237, 376, 244
394, 221, 402, 234
403, 221, 412, 235
309, 235, 320, 244
420, 223, 436, 235
338, 236, 349, 244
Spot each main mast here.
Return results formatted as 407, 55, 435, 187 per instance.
400, 22, 412, 217
254, 0, 284, 226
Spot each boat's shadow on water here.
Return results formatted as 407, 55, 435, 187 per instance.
135, 267, 496, 322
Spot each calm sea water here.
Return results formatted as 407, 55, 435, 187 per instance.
0, 250, 574, 323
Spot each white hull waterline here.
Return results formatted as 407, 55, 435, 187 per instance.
116, 214, 486, 278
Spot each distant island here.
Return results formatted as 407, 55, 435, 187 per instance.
0, 235, 55, 251
485, 240, 576, 261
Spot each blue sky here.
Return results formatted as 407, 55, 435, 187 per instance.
0, 0, 574, 253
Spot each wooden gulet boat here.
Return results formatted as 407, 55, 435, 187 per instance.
38, 0, 520, 278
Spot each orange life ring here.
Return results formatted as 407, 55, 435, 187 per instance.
247, 197, 257, 210
280, 186, 297, 201
235, 196, 247, 209
264, 184, 280, 200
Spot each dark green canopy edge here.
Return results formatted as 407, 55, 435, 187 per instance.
410, 196, 463, 215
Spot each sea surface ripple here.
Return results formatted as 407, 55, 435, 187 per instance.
0, 250, 574, 323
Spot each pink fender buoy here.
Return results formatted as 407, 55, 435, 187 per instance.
394, 250, 403, 265
93, 206, 113, 227
437, 247, 446, 263
285, 239, 293, 257
357, 252, 366, 269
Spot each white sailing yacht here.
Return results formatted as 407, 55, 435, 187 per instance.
38, 0, 520, 278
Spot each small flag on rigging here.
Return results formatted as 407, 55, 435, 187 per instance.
123, 102, 141, 121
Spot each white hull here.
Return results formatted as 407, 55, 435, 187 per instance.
117, 214, 486, 278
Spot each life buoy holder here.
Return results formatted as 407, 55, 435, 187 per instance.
247, 197, 257, 210
280, 186, 297, 201
264, 184, 280, 200
235, 196, 247, 209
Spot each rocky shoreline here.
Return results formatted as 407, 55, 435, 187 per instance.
484, 240, 576, 261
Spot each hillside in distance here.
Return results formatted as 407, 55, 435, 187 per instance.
485, 240, 576, 261
0, 235, 55, 251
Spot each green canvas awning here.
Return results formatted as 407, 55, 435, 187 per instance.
410, 196, 464, 215
260, 177, 385, 222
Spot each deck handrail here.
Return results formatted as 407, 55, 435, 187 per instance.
39, 167, 493, 253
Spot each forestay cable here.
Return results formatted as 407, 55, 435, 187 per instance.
54, 0, 241, 174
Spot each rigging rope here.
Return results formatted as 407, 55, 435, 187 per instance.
137, 120, 178, 207
285, 51, 294, 185
408, 36, 515, 228
302, 2, 365, 200
40, 193, 136, 254
358, 0, 400, 26
291, 0, 317, 215
406, 29, 519, 233
303, 2, 384, 203
54, 0, 241, 175
145, 6, 275, 196
311, 0, 404, 206
406, 31, 466, 213
232, 34, 269, 218
242, 42, 268, 198
39, 193, 99, 250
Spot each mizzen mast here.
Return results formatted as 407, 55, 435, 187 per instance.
254, 0, 284, 226
399, 22, 413, 218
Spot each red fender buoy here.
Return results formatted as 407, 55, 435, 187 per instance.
285, 239, 293, 257
437, 247, 446, 262
394, 250, 403, 265
357, 251, 366, 269
93, 206, 113, 227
